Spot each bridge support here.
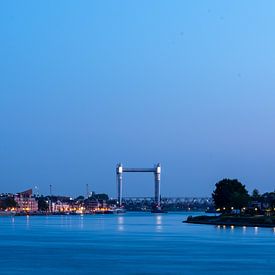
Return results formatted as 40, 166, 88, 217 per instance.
117, 164, 123, 207
116, 163, 161, 207
154, 164, 161, 207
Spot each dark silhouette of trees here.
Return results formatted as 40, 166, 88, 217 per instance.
0, 197, 17, 210
252, 189, 261, 201
212, 179, 250, 212
37, 196, 49, 211
75, 196, 84, 201
93, 193, 109, 201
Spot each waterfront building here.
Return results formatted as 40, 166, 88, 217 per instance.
14, 189, 38, 212
51, 200, 71, 212
84, 198, 100, 211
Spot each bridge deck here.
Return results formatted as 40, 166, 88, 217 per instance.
123, 168, 156, 172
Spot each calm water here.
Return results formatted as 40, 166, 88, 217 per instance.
0, 212, 275, 274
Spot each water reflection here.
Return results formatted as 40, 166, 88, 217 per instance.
26, 215, 30, 229
215, 224, 275, 234
117, 216, 124, 232
155, 215, 163, 232
80, 215, 84, 229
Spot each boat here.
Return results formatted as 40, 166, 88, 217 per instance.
94, 209, 114, 214
113, 208, 126, 214
151, 206, 168, 214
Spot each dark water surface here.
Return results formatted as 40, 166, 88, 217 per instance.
0, 212, 275, 274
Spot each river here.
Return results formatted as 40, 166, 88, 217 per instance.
0, 212, 275, 274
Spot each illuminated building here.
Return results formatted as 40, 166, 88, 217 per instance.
14, 189, 38, 212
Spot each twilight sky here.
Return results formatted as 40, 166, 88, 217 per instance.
1, 1, 275, 197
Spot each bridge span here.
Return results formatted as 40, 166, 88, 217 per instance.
116, 163, 161, 207
122, 197, 212, 203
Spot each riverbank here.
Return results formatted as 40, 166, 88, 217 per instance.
0, 212, 123, 217
185, 214, 275, 228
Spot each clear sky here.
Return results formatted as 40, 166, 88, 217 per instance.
1, 1, 275, 197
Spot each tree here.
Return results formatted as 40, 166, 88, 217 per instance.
212, 179, 250, 212
93, 193, 109, 201
252, 189, 261, 201
75, 196, 84, 201
0, 197, 17, 210
37, 197, 49, 211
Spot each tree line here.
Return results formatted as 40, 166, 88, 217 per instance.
212, 178, 274, 214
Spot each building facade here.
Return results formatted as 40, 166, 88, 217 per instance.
14, 189, 38, 212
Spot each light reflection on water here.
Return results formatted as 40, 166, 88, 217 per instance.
117, 215, 124, 231
80, 215, 84, 229
155, 214, 163, 232
215, 224, 266, 236
26, 215, 30, 229
1, 212, 275, 274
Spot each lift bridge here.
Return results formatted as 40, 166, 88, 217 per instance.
116, 163, 213, 210
116, 163, 212, 208
116, 163, 161, 207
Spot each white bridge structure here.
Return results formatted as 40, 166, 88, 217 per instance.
116, 163, 161, 207
122, 197, 212, 204
121, 197, 213, 211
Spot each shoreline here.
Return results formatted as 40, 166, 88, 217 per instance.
184, 220, 275, 228
185, 215, 275, 228
0, 210, 205, 217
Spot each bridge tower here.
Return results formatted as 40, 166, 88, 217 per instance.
116, 163, 161, 207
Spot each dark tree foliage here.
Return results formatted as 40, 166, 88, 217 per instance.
37, 196, 49, 211
108, 199, 118, 205
93, 193, 109, 201
0, 197, 17, 210
262, 192, 275, 209
75, 196, 84, 201
212, 179, 250, 211
252, 189, 261, 201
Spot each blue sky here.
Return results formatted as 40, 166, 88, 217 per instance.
1, 1, 275, 197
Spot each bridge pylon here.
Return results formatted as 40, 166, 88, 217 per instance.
116, 163, 161, 207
